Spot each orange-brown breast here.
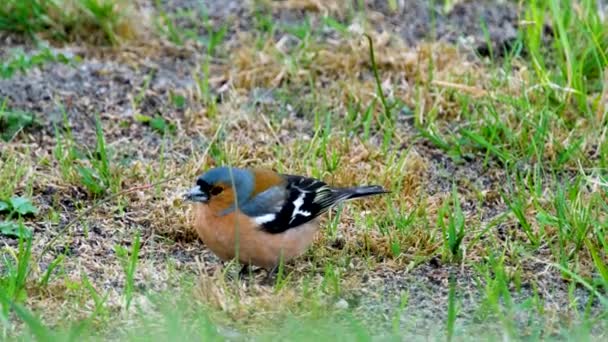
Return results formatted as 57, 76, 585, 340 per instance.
193, 203, 319, 269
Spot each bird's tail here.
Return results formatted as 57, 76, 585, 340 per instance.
334, 185, 390, 201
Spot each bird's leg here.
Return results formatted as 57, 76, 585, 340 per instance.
262, 265, 278, 285
238, 264, 251, 279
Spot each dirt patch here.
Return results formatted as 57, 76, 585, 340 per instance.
363, 0, 519, 56
353, 260, 603, 338
0, 44, 199, 145
157, 0, 520, 57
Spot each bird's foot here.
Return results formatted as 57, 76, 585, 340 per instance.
238, 264, 252, 279
261, 266, 278, 286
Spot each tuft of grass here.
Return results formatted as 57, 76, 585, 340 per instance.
114, 232, 141, 310
135, 114, 177, 135
475, 253, 516, 338
0, 227, 33, 318
0, 150, 38, 240
75, 114, 116, 196
447, 274, 458, 342
502, 174, 542, 247
1, 48, 78, 80
0, 0, 54, 35
53, 112, 121, 197
38, 255, 64, 287
0, 0, 140, 45
153, 1, 227, 50
585, 239, 608, 294
0, 293, 56, 341
81, 272, 110, 323
438, 184, 466, 262
0, 101, 39, 142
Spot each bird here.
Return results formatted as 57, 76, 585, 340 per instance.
183, 166, 389, 279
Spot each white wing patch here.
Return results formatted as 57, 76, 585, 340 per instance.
289, 192, 311, 224
254, 213, 276, 225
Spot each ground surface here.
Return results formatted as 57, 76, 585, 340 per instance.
1, 0, 607, 340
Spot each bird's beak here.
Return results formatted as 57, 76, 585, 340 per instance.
183, 186, 209, 203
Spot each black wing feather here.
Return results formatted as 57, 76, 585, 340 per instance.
260, 175, 335, 234
259, 174, 389, 234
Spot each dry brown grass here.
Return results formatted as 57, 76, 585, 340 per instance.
227, 30, 480, 119
271, 0, 347, 17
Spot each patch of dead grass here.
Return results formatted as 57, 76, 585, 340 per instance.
271, 0, 347, 18
227, 30, 485, 124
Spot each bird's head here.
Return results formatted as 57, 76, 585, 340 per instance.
184, 167, 254, 208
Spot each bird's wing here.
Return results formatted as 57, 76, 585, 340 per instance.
249, 174, 352, 234
239, 185, 288, 221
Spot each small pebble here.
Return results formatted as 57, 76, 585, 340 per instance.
334, 298, 349, 310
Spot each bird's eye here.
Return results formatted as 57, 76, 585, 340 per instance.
210, 186, 223, 196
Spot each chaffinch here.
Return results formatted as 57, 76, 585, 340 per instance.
184, 167, 388, 277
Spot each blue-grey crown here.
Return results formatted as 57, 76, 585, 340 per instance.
198, 167, 254, 204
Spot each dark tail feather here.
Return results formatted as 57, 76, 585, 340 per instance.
336, 185, 390, 201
